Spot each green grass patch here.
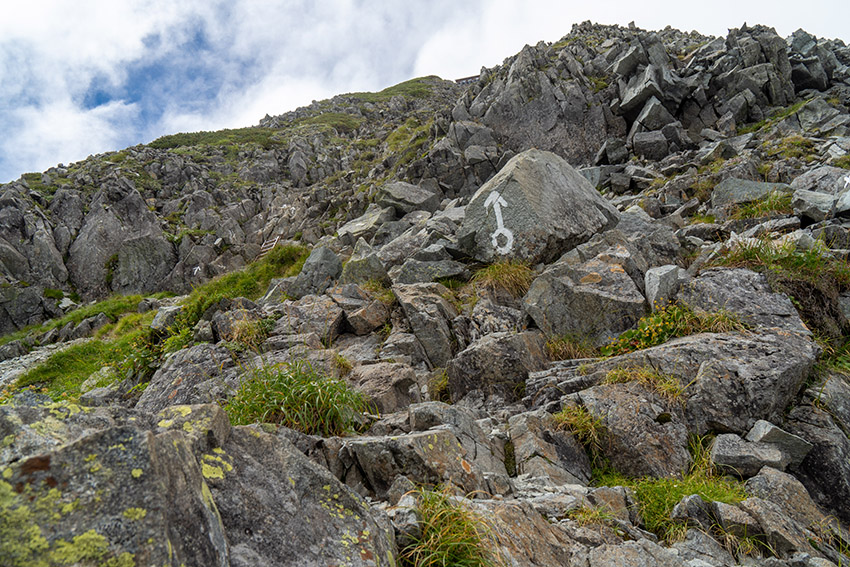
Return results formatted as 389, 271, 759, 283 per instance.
707, 238, 850, 289
14, 321, 151, 400
471, 260, 534, 298
0, 294, 147, 347
225, 360, 371, 436
728, 191, 792, 220
688, 213, 717, 225
738, 99, 810, 134
711, 238, 850, 344
764, 134, 816, 161
602, 303, 747, 357
399, 486, 501, 567
428, 369, 451, 404
595, 436, 748, 542
148, 127, 279, 150
346, 76, 436, 103
833, 154, 850, 169
299, 112, 363, 134
180, 244, 308, 327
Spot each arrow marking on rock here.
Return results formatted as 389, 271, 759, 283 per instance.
484, 191, 514, 254
844, 175, 850, 189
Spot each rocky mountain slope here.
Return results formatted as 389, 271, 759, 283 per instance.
3, 20, 850, 567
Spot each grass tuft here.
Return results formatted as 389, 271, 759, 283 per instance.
225, 360, 370, 436
545, 333, 599, 360
471, 260, 534, 298
728, 191, 792, 220
553, 405, 606, 459
603, 366, 688, 402
399, 486, 501, 567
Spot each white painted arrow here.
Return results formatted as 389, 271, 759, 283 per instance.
484, 191, 514, 254
844, 175, 850, 189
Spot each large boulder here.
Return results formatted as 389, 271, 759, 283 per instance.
66, 177, 166, 299
376, 181, 440, 215
523, 248, 647, 344
447, 331, 548, 404
208, 426, 396, 567
508, 409, 592, 485
710, 177, 791, 210
579, 382, 691, 478
135, 343, 239, 414
786, 404, 850, 522
458, 149, 619, 264
608, 331, 819, 435
332, 428, 490, 500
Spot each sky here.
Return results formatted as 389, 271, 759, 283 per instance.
1, 0, 848, 183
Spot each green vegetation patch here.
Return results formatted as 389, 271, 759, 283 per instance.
148, 127, 279, 150
602, 303, 746, 357
764, 134, 816, 161
833, 154, 850, 169
728, 191, 792, 220
346, 76, 436, 103
399, 486, 501, 567
545, 333, 599, 361
595, 437, 748, 543
471, 260, 534, 298
554, 404, 606, 461
14, 312, 155, 400
225, 360, 370, 436
181, 244, 308, 326
0, 294, 149, 348
299, 112, 363, 134
5, 245, 307, 400
603, 366, 687, 402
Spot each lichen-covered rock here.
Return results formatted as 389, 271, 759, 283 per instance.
376, 181, 440, 216
135, 343, 239, 415
347, 362, 419, 414
606, 331, 819, 435
508, 410, 592, 485
332, 429, 489, 500
207, 426, 396, 567
709, 433, 786, 477
0, 425, 229, 567
523, 250, 647, 344
678, 267, 809, 334
458, 149, 619, 265
408, 402, 507, 476
786, 404, 850, 522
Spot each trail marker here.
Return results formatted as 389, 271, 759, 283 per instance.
485, 191, 514, 255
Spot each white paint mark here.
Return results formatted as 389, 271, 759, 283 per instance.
484, 190, 514, 254
193, 266, 201, 276
844, 175, 850, 189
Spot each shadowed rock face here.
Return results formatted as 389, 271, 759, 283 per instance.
5, 19, 850, 567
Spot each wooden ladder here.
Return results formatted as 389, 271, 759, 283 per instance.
258, 235, 281, 259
